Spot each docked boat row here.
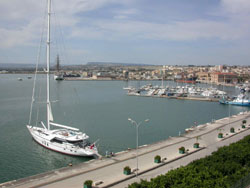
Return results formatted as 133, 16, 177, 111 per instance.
235, 84, 250, 93
125, 83, 250, 106
126, 84, 226, 99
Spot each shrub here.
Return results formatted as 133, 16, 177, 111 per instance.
194, 143, 199, 148
124, 166, 131, 175
230, 127, 235, 133
124, 166, 131, 171
179, 146, 185, 151
155, 155, 161, 160
154, 155, 161, 163
84, 180, 93, 186
218, 133, 223, 138
179, 146, 185, 154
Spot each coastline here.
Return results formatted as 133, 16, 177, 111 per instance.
0, 73, 237, 86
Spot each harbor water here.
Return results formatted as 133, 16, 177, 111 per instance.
0, 74, 248, 183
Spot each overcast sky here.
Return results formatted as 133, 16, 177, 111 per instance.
0, 0, 250, 65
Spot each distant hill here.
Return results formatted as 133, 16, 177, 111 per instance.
0, 63, 53, 71
0, 63, 36, 69
86, 62, 153, 66
0, 62, 157, 71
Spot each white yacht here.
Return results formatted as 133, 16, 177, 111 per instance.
27, 123, 98, 156
27, 0, 98, 157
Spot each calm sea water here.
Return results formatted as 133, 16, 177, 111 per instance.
0, 74, 248, 183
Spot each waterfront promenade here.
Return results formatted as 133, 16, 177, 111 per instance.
1, 111, 250, 188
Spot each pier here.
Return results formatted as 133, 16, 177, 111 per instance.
128, 93, 220, 102
1, 111, 250, 188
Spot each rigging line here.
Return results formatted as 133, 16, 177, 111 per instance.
52, 0, 71, 65
53, 9, 65, 66
49, 3, 59, 64
28, 2, 47, 125
36, 86, 43, 127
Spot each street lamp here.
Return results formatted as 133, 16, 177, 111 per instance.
128, 118, 149, 177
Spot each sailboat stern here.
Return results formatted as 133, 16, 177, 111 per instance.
81, 145, 99, 157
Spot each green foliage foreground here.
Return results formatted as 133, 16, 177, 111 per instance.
129, 135, 250, 188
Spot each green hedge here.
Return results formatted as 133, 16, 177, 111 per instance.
129, 135, 250, 188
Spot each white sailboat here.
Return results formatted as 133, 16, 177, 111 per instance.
27, 0, 98, 157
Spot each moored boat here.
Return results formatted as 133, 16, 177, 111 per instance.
219, 94, 250, 106
27, 0, 98, 157
54, 74, 64, 80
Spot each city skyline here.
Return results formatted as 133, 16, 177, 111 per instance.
0, 0, 250, 65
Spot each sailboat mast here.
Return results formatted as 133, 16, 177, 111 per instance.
47, 0, 51, 130
56, 54, 60, 72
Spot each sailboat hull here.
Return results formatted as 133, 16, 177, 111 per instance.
27, 126, 98, 157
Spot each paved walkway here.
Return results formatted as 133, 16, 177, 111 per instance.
1, 111, 250, 188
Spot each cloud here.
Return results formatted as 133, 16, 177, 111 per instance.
71, 17, 247, 42
71, 26, 104, 39
113, 15, 128, 20
0, 0, 128, 48
113, 8, 139, 20
67, 0, 250, 42
0, 0, 43, 22
1, 0, 250, 49
221, 0, 250, 15
0, 17, 45, 48
114, 8, 139, 16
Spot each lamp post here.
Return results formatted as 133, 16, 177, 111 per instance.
128, 118, 149, 177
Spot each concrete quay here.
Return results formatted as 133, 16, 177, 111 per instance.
1, 111, 250, 188
127, 93, 220, 102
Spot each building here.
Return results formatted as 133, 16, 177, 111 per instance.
210, 72, 238, 84
196, 72, 210, 82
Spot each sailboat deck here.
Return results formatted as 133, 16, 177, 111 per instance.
50, 129, 89, 141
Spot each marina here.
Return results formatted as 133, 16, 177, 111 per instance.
125, 83, 226, 102
0, 74, 249, 184
125, 82, 250, 105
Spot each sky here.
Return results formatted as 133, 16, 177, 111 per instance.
0, 0, 250, 66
